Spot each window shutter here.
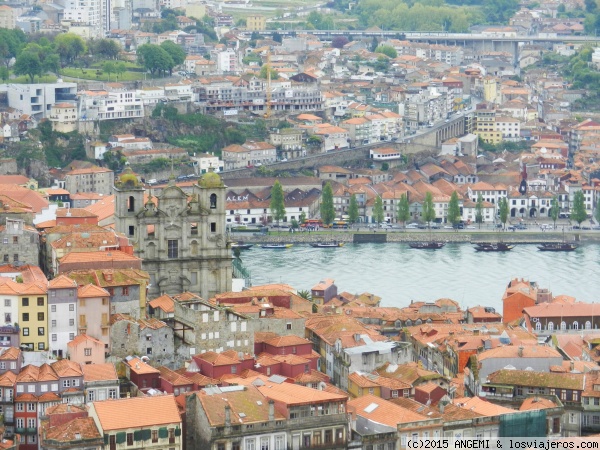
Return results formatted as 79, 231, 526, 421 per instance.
175, 427, 181, 437
134, 430, 143, 441
116, 432, 126, 444
158, 427, 168, 439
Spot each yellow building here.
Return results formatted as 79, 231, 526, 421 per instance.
246, 14, 266, 31
18, 283, 49, 351
474, 108, 502, 144
348, 372, 381, 398
483, 77, 499, 104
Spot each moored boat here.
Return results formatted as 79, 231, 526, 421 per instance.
473, 242, 515, 252
231, 242, 253, 250
310, 241, 344, 248
261, 243, 293, 249
408, 241, 445, 249
538, 242, 578, 252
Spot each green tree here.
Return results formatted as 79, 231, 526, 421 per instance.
374, 45, 397, 58
595, 202, 600, 226
397, 193, 410, 227
93, 39, 121, 59
571, 191, 588, 225
0, 28, 26, 69
320, 182, 336, 226
137, 44, 175, 76
270, 180, 286, 227
54, 33, 87, 65
0, 66, 8, 82
348, 194, 359, 224
550, 196, 560, 229
114, 61, 127, 80
498, 197, 509, 229
102, 61, 116, 81
160, 40, 186, 69
422, 192, 436, 229
373, 195, 384, 224
447, 191, 461, 226
42, 53, 60, 75
259, 65, 279, 79
14, 51, 42, 83
475, 193, 484, 228
299, 211, 307, 225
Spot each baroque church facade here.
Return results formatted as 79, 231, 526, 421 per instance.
114, 167, 232, 299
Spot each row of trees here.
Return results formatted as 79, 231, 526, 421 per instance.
269, 183, 595, 230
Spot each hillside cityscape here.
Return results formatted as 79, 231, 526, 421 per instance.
0, 0, 600, 448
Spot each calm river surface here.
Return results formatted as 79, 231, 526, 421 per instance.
241, 243, 600, 311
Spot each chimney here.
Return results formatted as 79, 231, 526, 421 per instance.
439, 402, 445, 414
518, 346, 524, 357
268, 400, 274, 421
224, 404, 231, 427
67, 404, 71, 413
570, 361, 575, 372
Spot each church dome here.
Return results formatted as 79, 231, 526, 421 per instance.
116, 165, 141, 188
199, 168, 224, 188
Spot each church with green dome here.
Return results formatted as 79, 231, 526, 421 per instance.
113, 167, 232, 299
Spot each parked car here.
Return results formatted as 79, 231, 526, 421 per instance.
405, 223, 419, 229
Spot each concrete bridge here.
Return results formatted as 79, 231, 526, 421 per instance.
246, 30, 600, 60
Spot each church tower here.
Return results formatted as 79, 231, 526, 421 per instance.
114, 165, 144, 247
113, 167, 232, 300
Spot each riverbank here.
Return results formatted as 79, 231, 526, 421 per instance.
229, 230, 600, 245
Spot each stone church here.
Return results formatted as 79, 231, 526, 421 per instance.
114, 167, 232, 299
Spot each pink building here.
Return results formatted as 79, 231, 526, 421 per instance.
76, 284, 111, 354
67, 334, 105, 365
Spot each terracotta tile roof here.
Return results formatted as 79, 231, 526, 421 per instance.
48, 275, 77, 289
264, 335, 311, 348
519, 397, 557, 411
254, 332, 280, 344
17, 364, 41, 383
178, 371, 219, 387
16, 393, 38, 402
0, 184, 48, 212
92, 395, 181, 431
198, 385, 284, 426
51, 359, 83, 377
39, 363, 60, 382
149, 295, 175, 313
59, 250, 141, 265
389, 397, 442, 417
44, 417, 102, 442
195, 351, 239, 367
374, 361, 442, 385
453, 397, 515, 416
0, 347, 20, 360
68, 334, 104, 349
56, 208, 98, 219
271, 354, 310, 365
158, 366, 192, 386
232, 375, 347, 406
439, 402, 483, 421
348, 372, 379, 388
348, 394, 430, 427
294, 370, 330, 385
524, 302, 600, 318
76, 284, 110, 298
477, 345, 561, 360
82, 363, 118, 382
83, 195, 115, 222
125, 357, 160, 375
486, 369, 585, 391
38, 392, 61, 402
0, 371, 16, 387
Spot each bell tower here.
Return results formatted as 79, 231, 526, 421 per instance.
114, 165, 145, 247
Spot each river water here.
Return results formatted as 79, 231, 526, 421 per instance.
241, 243, 600, 312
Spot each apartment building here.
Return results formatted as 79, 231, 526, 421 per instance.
64, 166, 114, 195
48, 102, 78, 133
78, 89, 144, 121
7, 83, 78, 121
47, 275, 78, 359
